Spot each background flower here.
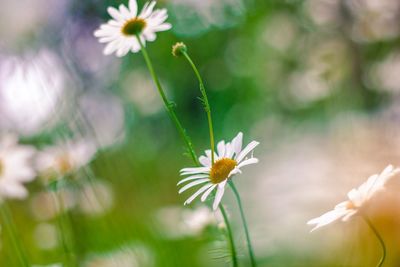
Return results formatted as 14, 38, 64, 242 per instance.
0, 134, 36, 200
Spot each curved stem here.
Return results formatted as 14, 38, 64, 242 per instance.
361, 214, 386, 267
219, 204, 239, 267
229, 181, 257, 267
135, 38, 238, 266
0, 203, 30, 267
136, 36, 199, 165
181, 52, 215, 164
181, 51, 240, 266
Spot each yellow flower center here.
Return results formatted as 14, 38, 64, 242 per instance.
57, 155, 72, 174
346, 201, 356, 210
121, 18, 147, 36
210, 158, 237, 184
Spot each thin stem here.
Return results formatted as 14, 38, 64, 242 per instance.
181, 51, 215, 164
0, 203, 30, 267
135, 37, 237, 266
136, 35, 199, 165
51, 187, 77, 267
180, 51, 239, 266
229, 181, 257, 267
361, 214, 386, 267
219, 204, 239, 267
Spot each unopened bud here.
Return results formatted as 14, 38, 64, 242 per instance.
172, 42, 187, 57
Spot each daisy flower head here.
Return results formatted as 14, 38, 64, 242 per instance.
36, 140, 96, 181
307, 165, 400, 232
0, 134, 36, 201
178, 132, 259, 210
94, 0, 172, 57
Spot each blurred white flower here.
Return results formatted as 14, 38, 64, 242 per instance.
78, 180, 114, 216
30, 189, 77, 220
346, 0, 400, 42
0, 50, 68, 136
32, 264, 63, 267
370, 52, 400, 93
94, 0, 172, 57
85, 243, 154, 267
33, 223, 59, 250
0, 0, 67, 47
155, 206, 216, 239
0, 134, 36, 200
123, 70, 162, 115
77, 92, 125, 148
178, 132, 259, 210
307, 165, 400, 232
36, 140, 96, 179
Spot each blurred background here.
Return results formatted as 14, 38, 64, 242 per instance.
1, 0, 400, 266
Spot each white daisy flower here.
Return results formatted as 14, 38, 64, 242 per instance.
0, 134, 36, 200
307, 165, 400, 232
94, 0, 172, 57
178, 132, 259, 210
36, 140, 96, 179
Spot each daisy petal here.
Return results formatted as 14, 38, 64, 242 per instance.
232, 132, 243, 157
217, 141, 226, 158
179, 179, 209, 194
235, 141, 259, 163
212, 182, 227, 210
129, 0, 138, 17
238, 157, 259, 168
201, 184, 217, 202
177, 174, 209, 185
107, 7, 124, 21
184, 183, 213, 205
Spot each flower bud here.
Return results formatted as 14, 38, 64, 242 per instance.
172, 42, 187, 57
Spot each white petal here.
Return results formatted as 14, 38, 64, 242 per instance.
184, 184, 213, 205
143, 31, 156, 42
224, 143, 234, 159
129, 0, 138, 17
347, 189, 363, 207
238, 157, 259, 168
205, 150, 218, 161
231, 132, 243, 157
179, 179, 209, 194
0, 182, 28, 199
139, 1, 156, 19
119, 4, 132, 19
104, 39, 121, 55
341, 210, 357, 222
212, 182, 227, 210
107, 7, 124, 21
307, 209, 349, 232
199, 156, 211, 167
201, 184, 217, 202
180, 166, 209, 175
235, 141, 259, 163
217, 141, 226, 158
177, 174, 209, 185
116, 43, 131, 57
151, 23, 172, 32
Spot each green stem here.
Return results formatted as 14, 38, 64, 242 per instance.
0, 203, 30, 267
229, 181, 257, 267
135, 37, 238, 266
361, 214, 386, 267
136, 35, 199, 165
180, 51, 239, 266
219, 204, 239, 267
51, 187, 77, 267
181, 51, 216, 164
